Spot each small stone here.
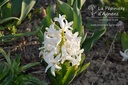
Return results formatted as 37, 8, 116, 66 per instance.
116, 65, 122, 72
120, 73, 125, 78
99, 78, 104, 83
98, 82, 104, 85
89, 76, 98, 82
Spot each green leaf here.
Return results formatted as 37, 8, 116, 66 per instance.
35, 25, 44, 43
73, 1, 83, 36
19, 75, 47, 85
0, 48, 11, 65
67, 0, 74, 6
77, 62, 90, 76
11, 0, 22, 16
17, 0, 36, 25
1, 75, 13, 85
12, 55, 21, 74
79, 54, 86, 66
47, 70, 58, 85
121, 32, 128, 50
1, 2, 12, 19
57, 0, 74, 21
81, 29, 87, 45
83, 17, 107, 52
0, 17, 19, 24
0, 30, 37, 42
78, 0, 86, 9
0, 26, 5, 30
62, 66, 77, 85
20, 62, 40, 72
0, 0, 9, 8
0, 64, 9, 80
61, 62, 70, 77
67, 0, 86, 10
83, 27, 106, 51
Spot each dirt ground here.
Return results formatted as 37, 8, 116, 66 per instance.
1, 0, 128, 85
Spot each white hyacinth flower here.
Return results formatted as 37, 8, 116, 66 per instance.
120, 49, 128, 61
39, 14, 84, 76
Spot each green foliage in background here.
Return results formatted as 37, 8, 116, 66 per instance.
0, 0, 36, 42
101, 0, 128, 21
0, 48, 46, 85
121, 32, 128, 51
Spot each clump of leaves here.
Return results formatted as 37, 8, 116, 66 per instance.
0, 0, 36, 42
0, 48, 46, 85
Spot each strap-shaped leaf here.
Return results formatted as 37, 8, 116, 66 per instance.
76, 54, 90, 76
20, 62, 40, 72
1, 75, 13, 85
73, 0, 83, 36
0, 17, 19, 24
0, 0, 9, 8
121, 32, 128, 50
67, 0, 86, 10
77, 62, 90, 76
81, 29, 87, 45
67, 0, 74, 6
20, 75, 47, 85
78, 0, 86, 10
57, 0, 73, 21
17, 0, 36, 25
83, 27, 106, 51
12, 55, 21, 74
0, 64, 9, 80
62, 66, 77, 85
83, 17, 107, 52
0, 48, 11, 65
1, 2, 12, 19
11, 0, 22, 16
0, 30, 37, 42
47, 69, 58, 85
35, 25, 44, 43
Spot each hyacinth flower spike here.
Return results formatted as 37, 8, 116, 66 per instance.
39, 14, 84, 77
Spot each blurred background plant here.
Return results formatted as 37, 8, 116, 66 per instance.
100, 0, 128, 21
0, 48, 47, 85
121, 32, 128, 51
0, 0, 36, 42
37, 0, 107, 85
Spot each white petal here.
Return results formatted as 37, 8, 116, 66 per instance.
51, 66, 56, 76
55, 64, 61, 70
73, 32, 79, 38
55, 54, 61, 60
39, 51, 43, 57
122, 57, 128, 61
45, 64, 51, 73
54, 14, 66, 28
62, 46, 68, 55
124, 49, 128, 55
120, 51, 128, 58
